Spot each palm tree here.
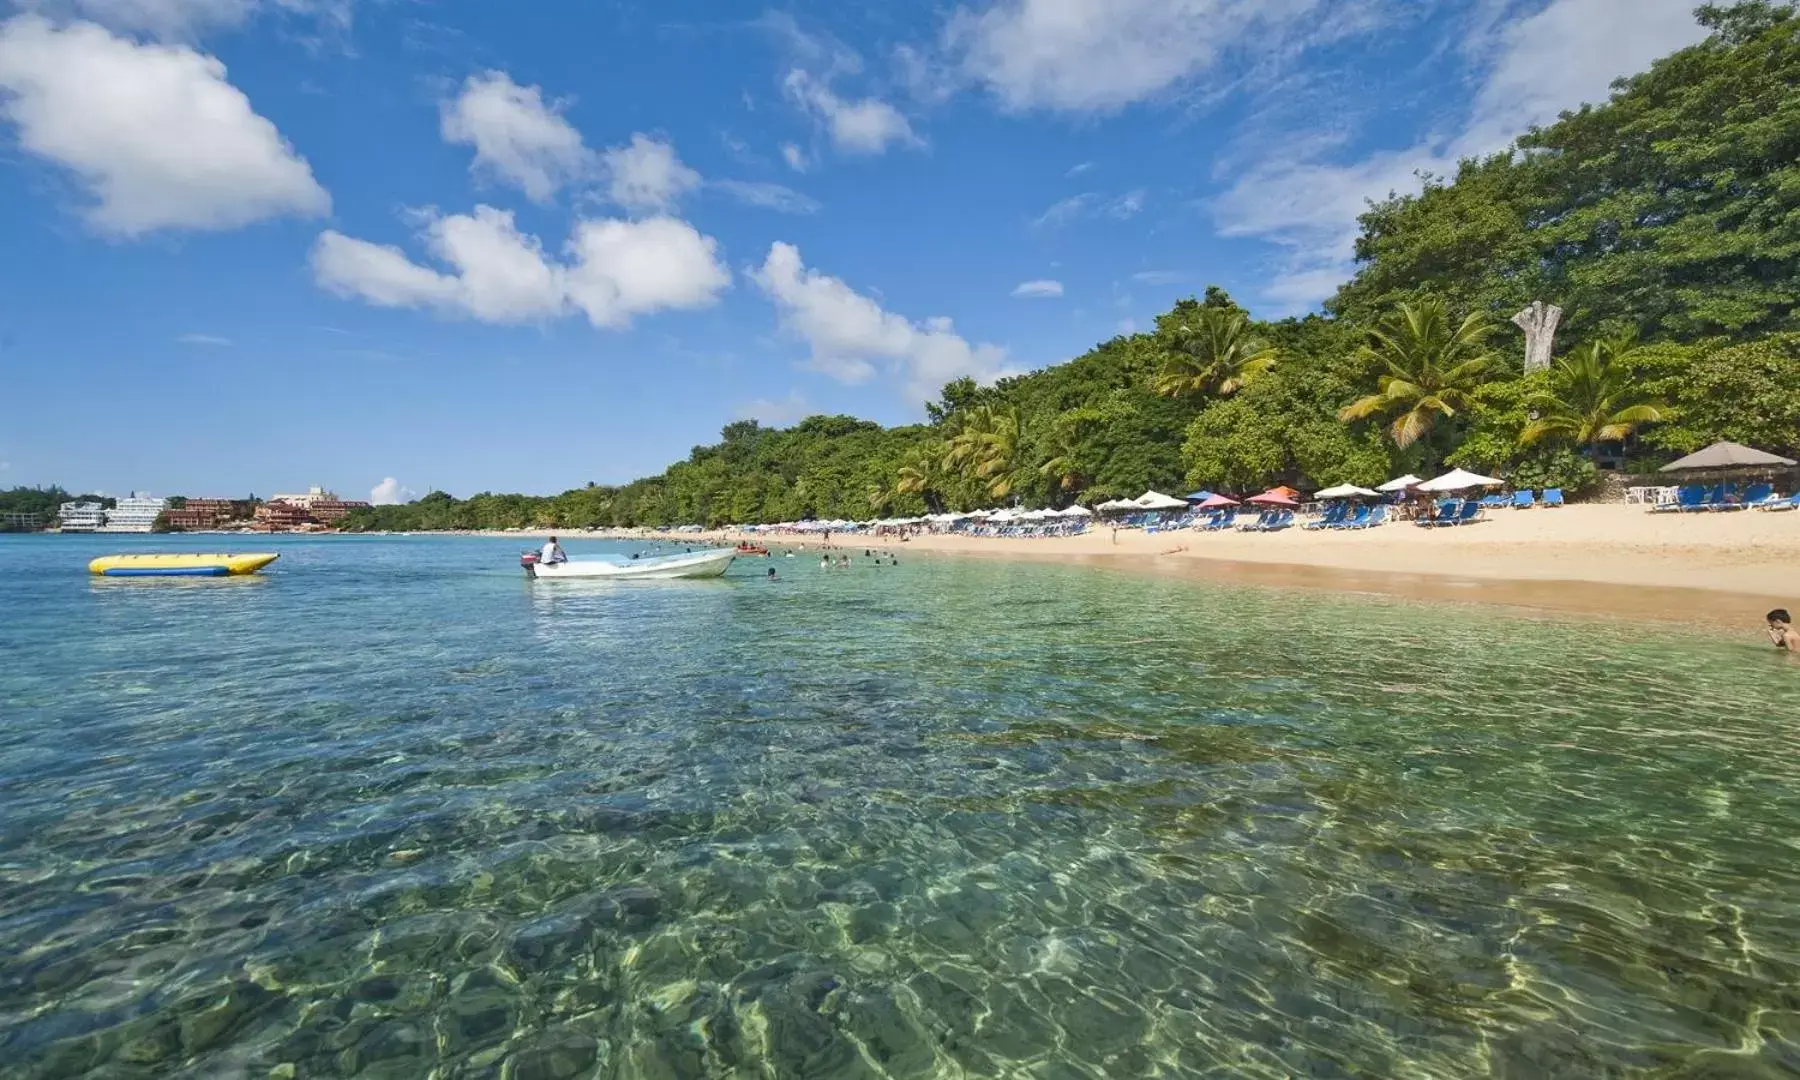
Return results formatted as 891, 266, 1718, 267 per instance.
894, 442, 946, 513
1520, 336, 1666, 456
1038, 407, 1100, 497
1338, 300, 1499, 451
1152, 307, 1277, 401
945, 405, 1024, 500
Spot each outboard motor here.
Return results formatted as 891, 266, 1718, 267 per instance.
520, 551, 540, 578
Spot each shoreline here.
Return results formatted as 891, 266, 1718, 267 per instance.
77, 508, 1782, 628
602, 504, 1799, 629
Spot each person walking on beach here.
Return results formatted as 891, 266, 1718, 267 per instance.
1769, 609, 1799, 650
540, 536, 568, 564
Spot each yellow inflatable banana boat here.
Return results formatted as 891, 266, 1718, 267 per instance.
88, 553, 279, 577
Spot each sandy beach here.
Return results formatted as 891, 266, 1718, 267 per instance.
591, 504, 1800, 627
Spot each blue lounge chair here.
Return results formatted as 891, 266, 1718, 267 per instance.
1264, 509, 1295, 531
1458, 500, 1483, 524
1238, 509, 1276, 532
1305, 503, 1348, 530
1758, 493, 1799, 512
1480, 494, 1508, 510
1200, 509, 1236, 531
1740, 483, 1774, 508
1541, 488, 1564, 508
1512, 490, 1535, 509
1360, 504, 1388, 528
1330, 505, 1371, 530
1419, 499, 1460, 527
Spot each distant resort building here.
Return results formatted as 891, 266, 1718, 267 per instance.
98, 496, 168, 533
257, 487, 369, 530
0, 511, 44, 531
161, 499, 251, 531
57, 501, 108, 532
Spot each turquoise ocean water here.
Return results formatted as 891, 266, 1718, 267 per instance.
2, 533, 1799, 1078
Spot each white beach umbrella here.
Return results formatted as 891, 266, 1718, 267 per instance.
1135, 490, 1190, 510
1060, 505, 1093, 517
1315, 484, 1380, 500
1377, 474, 1423, 492
1417, 468, 1504, 492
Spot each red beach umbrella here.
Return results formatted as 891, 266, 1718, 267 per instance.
1197, 493, 1240, 509
1247, 490, 1298, 507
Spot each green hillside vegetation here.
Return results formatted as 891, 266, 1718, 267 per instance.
343, 2, 1800, 533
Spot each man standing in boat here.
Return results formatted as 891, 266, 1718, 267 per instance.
540, 536, 568, 564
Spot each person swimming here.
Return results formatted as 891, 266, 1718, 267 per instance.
1769, 609, 1798, 650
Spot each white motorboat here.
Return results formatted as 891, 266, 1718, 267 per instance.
521, 547, 736, 580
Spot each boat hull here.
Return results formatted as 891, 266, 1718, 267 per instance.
88, 553, 280, 577
526, 548, 735, 580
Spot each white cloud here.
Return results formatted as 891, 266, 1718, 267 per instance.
711, 179, 821, 215
311, 205, 730, 328
944, 0, 1343, 112
177, 332, 232, 345
370, 477, 415, 505
1030, 189, 1144, 229
36, 0, 253, 37
1130, 270, 1185, 285
561, 216, 731, 327
1214, 0, 1707, 311
441, 70, 589, 203
783, 69, 920, 155
1065, 160, 1094, 176
751, 241, 1015, 404
1011, 279, 1063, 298
0, 16, 329, 236
600, 133, 700, 213
21, 0, 351, 40
736, 391, 813, 426
780, 141, 808, 171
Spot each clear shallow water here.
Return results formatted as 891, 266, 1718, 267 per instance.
2, 534, 1799, 1079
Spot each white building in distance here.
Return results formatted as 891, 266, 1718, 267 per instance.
58, 502, 107, 532
99, 496, 168, 533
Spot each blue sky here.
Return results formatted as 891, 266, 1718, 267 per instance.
0, 0, 1707, 501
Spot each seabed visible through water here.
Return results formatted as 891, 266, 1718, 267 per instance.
2, 534, 1798, 1077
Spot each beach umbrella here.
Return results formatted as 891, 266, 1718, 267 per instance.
1314, 483, 1380, 500
1377, 474, 1423, 492
1268, 485, 1301, 499
1197, 493, 1239, 509
1417, 468, 1504, 492
1095, 498, 1136, 512
1659, 441, 1796, 472
1135, 490, 1190, 510
1246, 489, 1298, 507
1060, 505, 1093, 517
1184, 490, 1214, 502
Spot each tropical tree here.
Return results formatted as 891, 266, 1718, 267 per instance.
1038, 407, 1102, 499
1152, 306, 1278, 401
944, 404, 1025, 500
1338, 300, 1501, 454
1520, 336, 1668, 455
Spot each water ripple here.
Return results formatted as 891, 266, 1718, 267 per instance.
2, 534, 1798, 1077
